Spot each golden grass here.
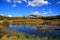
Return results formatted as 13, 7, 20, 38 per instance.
0, 19, 60, 26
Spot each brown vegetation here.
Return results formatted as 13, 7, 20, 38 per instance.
36, 26, 56, 30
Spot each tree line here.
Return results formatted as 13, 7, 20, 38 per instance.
0, 15, 60, 20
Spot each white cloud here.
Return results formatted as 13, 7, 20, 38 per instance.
27, 0, 49, 7
13, 0, 22, 3
48, 9, 52, 13
6, 0, 11, 2
8, 15, 12, 17
6, 0, 49, 7
12, 4, 16, 7
7, 0, 22, 7
32, 11, 40, 15
30, 11, 52, 16
42, 9, 53, 15
17, 0, 22, 3
32, 11, 49, 16
57, 1, 60, 4
42, 12, 48, 14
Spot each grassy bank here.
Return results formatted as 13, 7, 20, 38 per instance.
0, 32, 59, 40
0, 19, 60, 26
0, 19, 45, 25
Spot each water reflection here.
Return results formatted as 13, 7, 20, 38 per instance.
0, 24, 60, 40
8, 25, 60, 37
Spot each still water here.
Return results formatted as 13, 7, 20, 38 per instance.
8, 25, 60, 37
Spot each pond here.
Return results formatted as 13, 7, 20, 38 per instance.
8, 25, 60, 37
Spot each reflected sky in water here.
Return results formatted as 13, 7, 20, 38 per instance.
8, 25, 60, 37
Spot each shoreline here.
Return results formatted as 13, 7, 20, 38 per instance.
0, 19, 60, 26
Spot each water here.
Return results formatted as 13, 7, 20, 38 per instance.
8, 25, 60, 37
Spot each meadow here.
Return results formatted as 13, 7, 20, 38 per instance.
0, 15, 60, 40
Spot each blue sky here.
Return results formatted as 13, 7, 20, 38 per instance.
0, 0, 60, 16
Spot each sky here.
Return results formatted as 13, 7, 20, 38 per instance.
0, 0, 60, 16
